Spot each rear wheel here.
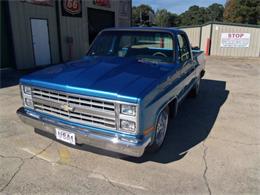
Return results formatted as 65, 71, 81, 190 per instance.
189, 77, 200, 98
148, 106, 169, 152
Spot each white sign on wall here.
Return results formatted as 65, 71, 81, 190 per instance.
221, 33, 251, 48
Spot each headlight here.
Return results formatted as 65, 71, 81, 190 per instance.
120, 119, 136, 132
118, 103, 138, 134
21, 85, 34, 109
23, 86, 32, 95
120, 104, 136, 116
24, 98, 34, 108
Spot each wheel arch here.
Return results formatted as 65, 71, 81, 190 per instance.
154, 96, 178, 127
148, 96, 177, 149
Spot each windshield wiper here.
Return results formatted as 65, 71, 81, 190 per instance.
138, 58, 170, 65
138, 58, 160, 64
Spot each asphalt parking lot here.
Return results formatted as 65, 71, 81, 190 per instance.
0, 56, 259, 194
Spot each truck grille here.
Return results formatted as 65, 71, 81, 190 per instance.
31, 87, 116, 129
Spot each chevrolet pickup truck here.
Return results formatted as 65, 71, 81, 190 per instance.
17, 27, 205, 157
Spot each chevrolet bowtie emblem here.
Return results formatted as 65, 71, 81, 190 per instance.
60, 104, 74, 112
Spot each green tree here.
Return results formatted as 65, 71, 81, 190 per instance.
155, 9, 171, 27
155, 9, 180, 27
169, 13, 181, 27
179, 5, 207, 25
224, 0, 260, 24
132, 4, 155, 26
206, 3, 224, 22
132, 2, 257, 27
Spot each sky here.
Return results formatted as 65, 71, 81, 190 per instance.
132, 0, 227, 14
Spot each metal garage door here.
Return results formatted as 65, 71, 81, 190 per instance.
88, 8, 115, 45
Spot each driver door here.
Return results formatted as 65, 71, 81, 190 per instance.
177, 33, 195, 97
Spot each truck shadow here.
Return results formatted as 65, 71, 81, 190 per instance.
126, 78, 229, 163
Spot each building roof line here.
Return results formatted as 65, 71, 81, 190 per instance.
178, 21, 260, 29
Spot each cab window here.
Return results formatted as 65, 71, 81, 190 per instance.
177, 34, 191, 63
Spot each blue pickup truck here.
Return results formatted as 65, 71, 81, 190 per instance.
17, 27, 205, 157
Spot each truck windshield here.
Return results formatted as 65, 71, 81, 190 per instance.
87, 31, 174, 63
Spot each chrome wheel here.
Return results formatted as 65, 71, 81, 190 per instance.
155, 108, 169, 146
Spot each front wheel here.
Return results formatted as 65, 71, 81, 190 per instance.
148, 106, 169, 152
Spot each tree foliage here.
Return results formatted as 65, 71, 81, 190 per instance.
179, 4, 224, 25
132, 1, 259, 27
132, 4, 154, 26
179, 5, 207, 25
155, 9, 176, 27
224, 0, 260, 24
207, 3, 225, 22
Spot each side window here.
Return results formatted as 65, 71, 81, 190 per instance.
177, 34, 191, 63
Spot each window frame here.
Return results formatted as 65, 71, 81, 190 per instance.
177, 32, 192, 64
87, 30, 176, 63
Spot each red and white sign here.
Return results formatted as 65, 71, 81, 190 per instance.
221, 33, 251, 48
63, 0, 81, 15
93, 0, 110, 7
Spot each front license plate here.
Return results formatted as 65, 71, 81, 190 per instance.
55, 128, 76, 145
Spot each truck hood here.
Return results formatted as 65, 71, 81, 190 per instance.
21, 56, 178, 103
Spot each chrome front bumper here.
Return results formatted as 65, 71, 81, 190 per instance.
16, 108, 150, 157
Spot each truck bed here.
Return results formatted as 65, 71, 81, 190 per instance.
192, 50, 206, 78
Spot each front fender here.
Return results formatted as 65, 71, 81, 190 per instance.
139, 86, 179, 138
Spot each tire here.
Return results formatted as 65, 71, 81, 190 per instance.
171, 99, 178, 118
189, 77, 200, 98
148, 106, 169, 153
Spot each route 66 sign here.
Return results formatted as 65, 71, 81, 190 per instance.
62, 0, 82, 17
